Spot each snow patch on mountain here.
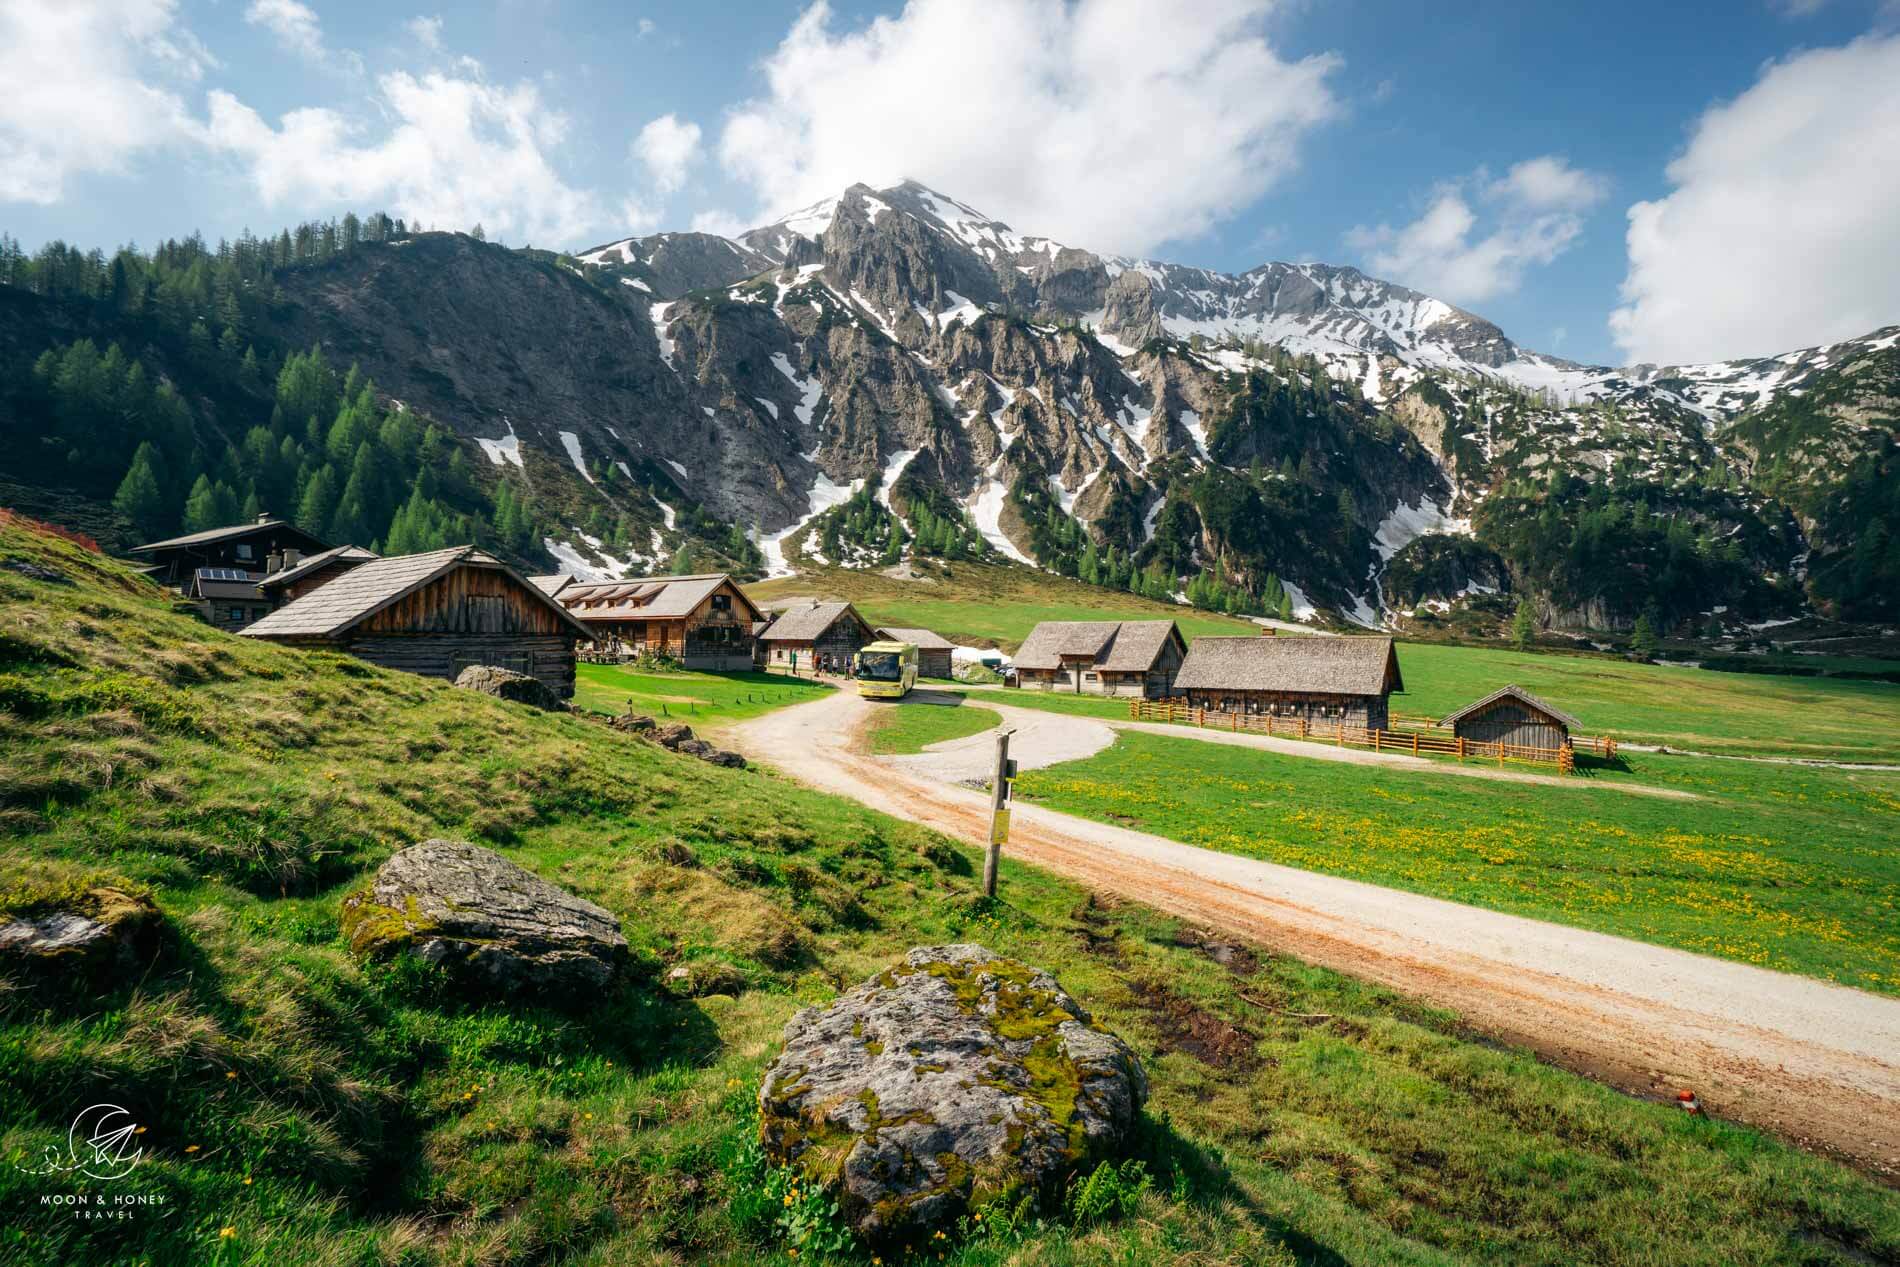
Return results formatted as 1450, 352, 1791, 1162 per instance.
476, 417, 524, 470
875, 449, 920, 511
761, 468, 865, 578
1373, 498, 1466, 561
970, 480, 1034, 565
558, 431, 593, 483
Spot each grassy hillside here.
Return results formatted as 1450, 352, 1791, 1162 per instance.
1396, 642, 1900, 762
4, 516, 1899, 1265
1015, 732, 1900, 994
747, 559, 1256, 649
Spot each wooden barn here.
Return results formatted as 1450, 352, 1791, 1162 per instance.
1441, 685, 1578, 751
240, 545, 591, 697
258, 544, 378, 606
873, 626, 956, 679
546, 572, 765, 671
1011, 620, 1186, 697
1172, 635, 1403, 728
129, 516, 328, 587
759, 601, 875, 673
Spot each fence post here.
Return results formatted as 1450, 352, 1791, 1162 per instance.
1337, 721, 1344, 747
1412, 732, 1419, 757
983, 729, 1016, 898
1372, 730, 1380, 754
1458, 736, 1466, 762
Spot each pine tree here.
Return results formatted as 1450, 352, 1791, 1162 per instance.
1630, 613, 1658, 661
296, 464, 339, 538
182, 474, 233, 533
1511, 595, 1536, 651
112, 444, 167, 538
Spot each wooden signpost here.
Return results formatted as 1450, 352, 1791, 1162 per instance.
983, 729, 1017, 898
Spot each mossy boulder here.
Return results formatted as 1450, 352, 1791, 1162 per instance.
0, 884, 161, 982
759, 944, 1145, 1242
451, 665, 565, 711
340, 839, 627, 995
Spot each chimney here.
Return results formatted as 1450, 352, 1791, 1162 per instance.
255, 512, 273, 524
265, 551, 283, 576
282, 548, 303, 569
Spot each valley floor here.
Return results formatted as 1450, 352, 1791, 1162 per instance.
726, 691, 1900, 1179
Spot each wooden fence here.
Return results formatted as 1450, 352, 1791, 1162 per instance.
1127, 699, 1615, 774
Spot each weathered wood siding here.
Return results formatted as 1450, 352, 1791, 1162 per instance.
344, 634, 576, 697
1181, 687, 1389, 730
1451, 700, 1569, 750
916, 647, 953, 679
358, 566, 570, 636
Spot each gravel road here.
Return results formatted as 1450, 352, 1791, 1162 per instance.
728, 689, 1900, 1179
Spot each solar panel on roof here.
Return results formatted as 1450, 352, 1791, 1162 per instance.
198, 567, 257, 582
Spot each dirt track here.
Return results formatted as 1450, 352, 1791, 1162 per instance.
729, 689, 1900, 1180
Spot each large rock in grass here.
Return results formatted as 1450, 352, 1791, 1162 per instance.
452, 665, 565, 711
0, 886, 160, 982
759, 944, 1145, 1241
341, 840, 626, 994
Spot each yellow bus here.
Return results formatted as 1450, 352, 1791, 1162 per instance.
854, 641, 917, 699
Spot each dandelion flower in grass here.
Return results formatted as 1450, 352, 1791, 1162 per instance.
218, 1227, 236, 1239
184, 1145, 201, 1154
242, 1176, 252, 1186
225, 1070, 237, 1080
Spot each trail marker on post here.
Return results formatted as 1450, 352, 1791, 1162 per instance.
983, 729, 1017, 898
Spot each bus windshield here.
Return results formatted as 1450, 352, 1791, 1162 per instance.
856, 651, 903, 681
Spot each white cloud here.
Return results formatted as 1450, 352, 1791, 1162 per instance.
716, 0, 1340, 255
1610, 34, 1900, 364
0, 0, 208, 205
206, 69, 605, 244
633, 114, 701, 194
637, 18, 656, 37
407, 14, 445, 51
1345, 155, 1608, 305
246, 0, 324, 61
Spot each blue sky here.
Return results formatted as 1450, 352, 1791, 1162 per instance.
5, 0, 1899, 366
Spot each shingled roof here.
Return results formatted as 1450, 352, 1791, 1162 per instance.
1011, 621, 1119, 670
529, 573, 575, 598
131, 518, 326, 554
239, 546, 591, 641
557, 572, 761, 622
873, 626, 955, 650
1173, 636, 1403, 695
257, 544, 378, 592
1012, 620, 1180, 672
1440, 684, 1579, 730
760, 601, 868, 643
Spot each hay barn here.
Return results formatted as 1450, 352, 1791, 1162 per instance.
1441, 685, 1578, 750
1172, 635, 1402, 728
240, 546, 591, 697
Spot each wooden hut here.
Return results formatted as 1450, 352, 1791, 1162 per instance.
759, 601, 875, 673
874, 626, 956, 679
258, 544, 378, 606
129, 516, 328, 588
239, 545, 591, 697
551, 573, 764, 671
1441, 685, 1578, 751
1172, 635, 1402, 728
1011, 620, 1185, 697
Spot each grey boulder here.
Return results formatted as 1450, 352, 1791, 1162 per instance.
759, 944, 1145, 1241
452, 665, 565, 711
0, 887, 160, 981
341, 839, 626, 994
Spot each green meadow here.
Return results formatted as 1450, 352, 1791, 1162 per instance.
1015, 731, 1900, 995
3, 521, 1897, 1265
865, 696, 1003, 754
